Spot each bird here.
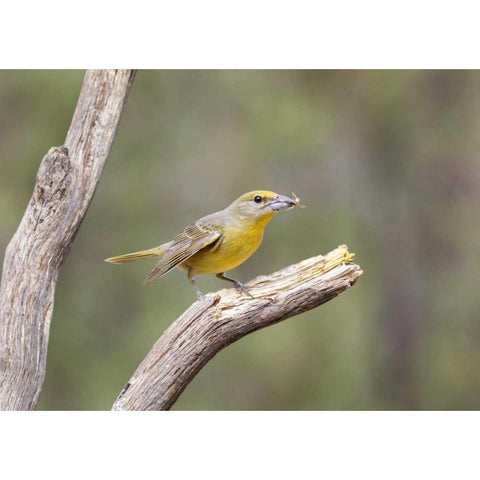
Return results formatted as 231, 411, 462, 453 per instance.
105, 190, 299, 300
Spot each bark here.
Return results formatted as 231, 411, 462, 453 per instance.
0, 69, 136, 410
112, 245, 362, 411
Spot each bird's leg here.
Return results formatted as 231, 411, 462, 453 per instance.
187, 268, 205, 301
216, 273, 254, 299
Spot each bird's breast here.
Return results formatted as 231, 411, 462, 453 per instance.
183, 222, 266, 275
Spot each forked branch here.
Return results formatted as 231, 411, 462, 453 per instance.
0, 70, 136, 410
112, 245, 362, 411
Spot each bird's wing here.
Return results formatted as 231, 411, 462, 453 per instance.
143, 221, 221, 286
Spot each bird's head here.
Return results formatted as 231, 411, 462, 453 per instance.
229, 190, 297, 226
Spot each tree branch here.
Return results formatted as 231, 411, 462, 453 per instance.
0, 69, 136, 410
112, 245, 362, 411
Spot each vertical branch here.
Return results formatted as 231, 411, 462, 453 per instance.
0, 69, 136, 410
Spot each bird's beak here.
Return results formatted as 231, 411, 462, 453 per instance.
268, 194, 297, 211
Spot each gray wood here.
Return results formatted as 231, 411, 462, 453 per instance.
112, 245, 362, 411
0, 69, 136, 410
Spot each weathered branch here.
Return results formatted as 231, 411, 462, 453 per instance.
0, 69, 136, 410
112, 245, 362, 411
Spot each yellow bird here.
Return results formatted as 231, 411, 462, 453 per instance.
105, 190, 298, 300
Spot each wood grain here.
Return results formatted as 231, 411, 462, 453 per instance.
112, 245, 362, 411
0, 70, 136, 410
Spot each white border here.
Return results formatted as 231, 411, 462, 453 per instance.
2, 1, 479, 68
1, 412, 479, 478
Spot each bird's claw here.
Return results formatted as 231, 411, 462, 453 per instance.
233, 280, 254, 299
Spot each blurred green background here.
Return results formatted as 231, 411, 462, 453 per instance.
1, 70, 479, 410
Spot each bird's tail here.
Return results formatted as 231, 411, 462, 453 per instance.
105, 246, 163, 264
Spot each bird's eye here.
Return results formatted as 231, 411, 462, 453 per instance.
253, 195, 262, 203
